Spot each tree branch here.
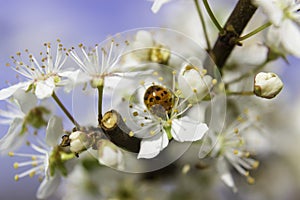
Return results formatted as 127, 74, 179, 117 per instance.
100, 110, 141, 153
210, 0, 257, 69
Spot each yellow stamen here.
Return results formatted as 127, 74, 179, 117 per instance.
31, 156, 37, 160
29, 171, 36, 178
244, 171, 250, 177
13, 162, 19, 169
237, 116, 245, 123
129, 131, 134, 137
234, 128, 239, 134
252, 161, 260, 169
158, 77, 164, 81
233, 150, 239, 155
247, 176, 255, 184
182, 164, 191, 174
14, 175, 19, 181
212, 79, 218, 85
244, 152, 250, 158
8, 152, 14, 157
150, 131, 156, 135
133, 112, 138, 116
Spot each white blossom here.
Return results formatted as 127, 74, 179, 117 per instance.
201, 111, 260, 192
68, 41, 127, 88
9, 116, 67, 199
0, 90, 50, 153
126, 66, 210, 159
0, 42, 76, 100
128, 30, 170, 64
253, 0, 300, 57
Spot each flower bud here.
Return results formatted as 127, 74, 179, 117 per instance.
69, 131, 92, 154
97, 139, 124, 170
254, 72, 283, 99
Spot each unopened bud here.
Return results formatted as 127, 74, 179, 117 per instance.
254, 72, 283, 99
69, 131, 92, 154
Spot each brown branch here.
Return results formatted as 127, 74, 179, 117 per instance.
100, 110, 141, 153
209, 0, 257, 69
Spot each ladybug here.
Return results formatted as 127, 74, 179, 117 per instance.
143, 85, 173, 118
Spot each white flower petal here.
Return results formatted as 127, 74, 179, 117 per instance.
151, 0, 171, 13
59, 70, 91, 87
13, 89, 37, 114
133, 30, 154, 48
0, 82, 30, 100
99, 146, 124, 170
280, 20, 300, 57
0, 118, 25, 153
35, 78, 55, 99
46, 116, 63, 147
216, 157, 237, 192
252, 0, 283, 26
178, 66, 212, 102
36, 173, 60, 199
171, 117, 208, 142
227, 44, 268, 66
137, 132, 169, 159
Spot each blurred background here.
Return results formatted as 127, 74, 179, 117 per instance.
0, 0, 299, 199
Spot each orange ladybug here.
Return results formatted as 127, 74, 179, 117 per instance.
143, 85, 173, 118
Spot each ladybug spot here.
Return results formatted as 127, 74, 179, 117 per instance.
149, 97, 154, 102
155, 96, 161, 100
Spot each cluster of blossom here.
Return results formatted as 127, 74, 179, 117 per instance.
1, 0, 298, 198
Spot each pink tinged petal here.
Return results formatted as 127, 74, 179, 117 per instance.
46, 116, 63, 147
0, 118, 25, 154
35, 78, 55, 99
13, 89, 37, 114
137, 132, 169, 159
171, 117, 208, 142
0, 82, 30, 100
151, 0, 171, 13
36, 173, 60, 199
216, 157, 237, 193
280, 20, 300, 57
